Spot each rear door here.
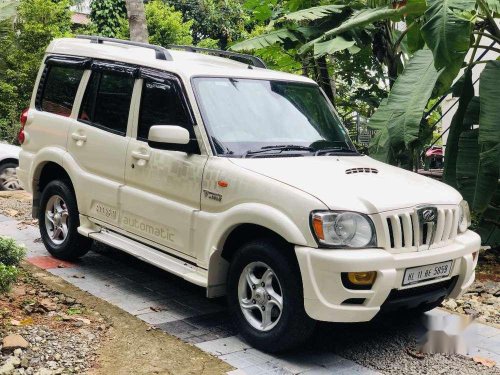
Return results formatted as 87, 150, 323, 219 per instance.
120, 70, 207, 257
68, 62, 136, 226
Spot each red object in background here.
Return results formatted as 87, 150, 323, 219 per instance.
18, 108, 29, 144
425, 147, 443, 158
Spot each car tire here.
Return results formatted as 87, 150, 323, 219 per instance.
38, 179, 91, 260
227, 239, 316, 353
0, 162, 21, 191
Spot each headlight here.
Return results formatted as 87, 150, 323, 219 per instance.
311, 211, 377, 248
458, 200, 471, 233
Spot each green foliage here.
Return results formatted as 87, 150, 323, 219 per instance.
299, 0, 426, 56
167, 0, 248, 48
230, 28, 299, 51
146, 0, 193, 46
0, 236, 26, 266
0, 236, 25, 293
421, 0, 476, 95
278, 4, 345, 22
368, 49, 440, 166
89, 0, 127, 38
0, 0, 73, 142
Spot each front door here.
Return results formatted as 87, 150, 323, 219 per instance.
68, 65, 136, 227
120, 72, 207, 257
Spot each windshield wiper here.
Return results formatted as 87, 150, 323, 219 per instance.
244, 145, 314, 158
314, 147, 359, 156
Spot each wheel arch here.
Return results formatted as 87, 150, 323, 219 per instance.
206, 212, 306, 298
32, 161, 74, 217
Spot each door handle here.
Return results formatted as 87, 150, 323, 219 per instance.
131, 150, 150, 161
71, 132, 87, 146
131, 150, 150, 166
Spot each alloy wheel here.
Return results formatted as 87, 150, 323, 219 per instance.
238, 261, 283, 332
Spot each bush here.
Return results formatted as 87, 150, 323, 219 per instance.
0, 263, 19, 293
0, 236, 25, 293
0, 236, 25, 266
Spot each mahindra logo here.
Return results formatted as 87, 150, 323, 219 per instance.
421, 209, 436, 222
416, 206, 438, 250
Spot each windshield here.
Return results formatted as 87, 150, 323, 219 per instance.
192, 78, 356, 157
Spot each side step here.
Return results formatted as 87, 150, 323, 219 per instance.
88, 229, 208, 287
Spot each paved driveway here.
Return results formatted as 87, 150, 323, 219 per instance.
1, 214, 499, 374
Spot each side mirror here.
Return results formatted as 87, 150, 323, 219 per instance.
148, 125, 190, 145
147, 125, 199, 153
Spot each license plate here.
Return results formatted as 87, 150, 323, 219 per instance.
402, 260, 453, 286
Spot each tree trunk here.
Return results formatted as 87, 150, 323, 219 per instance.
315, 56, 335, 104
124, 0, 148, 43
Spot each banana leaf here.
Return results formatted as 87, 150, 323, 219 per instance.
421, 0, 476, 95
230, 29, 300, 52
442, 69, 474, 187
299, 0, 427, 55
474, 61, 500, 212
368, 49, 440, 162
279, 5, 345, 22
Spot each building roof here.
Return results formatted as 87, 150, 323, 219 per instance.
71, 12, 90, 25
46, 38, 315, 84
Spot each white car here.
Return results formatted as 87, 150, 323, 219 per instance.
18, 36, 480, 352
0, 142, 21, 191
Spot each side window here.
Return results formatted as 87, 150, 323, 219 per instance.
78, 71, 134, 135
137, 79, 192, 141
40, 66, 84, 117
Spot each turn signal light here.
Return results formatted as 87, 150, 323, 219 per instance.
347, 271, 377, 286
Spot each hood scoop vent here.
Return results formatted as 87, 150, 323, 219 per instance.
345, 168, 379, 175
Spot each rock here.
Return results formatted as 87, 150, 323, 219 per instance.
64, 297, 76, 305
443, 299, 457, 309
20, 358, 29, 368
2, 335, 29, 351
13, 349, 22, 357
0, 356, 21, 374
53, 354, 61, 361
483, 298, 496, 305
39, 299, 57, 312
35, 368, 52, 375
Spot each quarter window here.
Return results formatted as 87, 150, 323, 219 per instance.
79, 71, 134, 135
138, 79, 191, 141
40, 66, 84, 117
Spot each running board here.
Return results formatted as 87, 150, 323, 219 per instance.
88, 229, 208, 287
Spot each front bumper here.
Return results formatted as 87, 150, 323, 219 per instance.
295, 230, 480, 322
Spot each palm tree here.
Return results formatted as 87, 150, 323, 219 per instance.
124, 0, 148, 43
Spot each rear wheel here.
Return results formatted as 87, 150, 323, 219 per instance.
0, 162, 21, 191
227, 239, 315, 353
38, 180, 91, 260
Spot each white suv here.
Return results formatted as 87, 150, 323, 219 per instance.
18, 36, 480, 352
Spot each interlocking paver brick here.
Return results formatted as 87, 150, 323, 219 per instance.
196, 336, 252, 356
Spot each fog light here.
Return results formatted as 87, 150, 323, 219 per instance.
347, 271, 377, 286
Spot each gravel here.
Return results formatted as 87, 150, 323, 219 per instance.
0, 274, 106, 375
311, 314, 500, 374
1, 326, 101, 375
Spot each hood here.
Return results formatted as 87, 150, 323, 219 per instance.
229, 155, 461, 214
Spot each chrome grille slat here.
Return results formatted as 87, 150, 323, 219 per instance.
382, 205, 459, 252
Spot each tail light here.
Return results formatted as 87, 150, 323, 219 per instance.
18, 108, 29, 144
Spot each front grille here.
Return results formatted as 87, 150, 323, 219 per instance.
381, 206, 459, 251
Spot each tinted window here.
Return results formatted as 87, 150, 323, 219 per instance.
79, 72, 134, 135
41, 66, 84, 117
138, 79, 191, 141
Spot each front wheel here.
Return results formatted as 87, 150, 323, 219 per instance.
227, 239, 315, 353
0, 162, 21, 191
38, 180, 91, 260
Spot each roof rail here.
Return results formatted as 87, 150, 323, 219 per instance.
167, 45, 267, 69
76, 35, 173, 61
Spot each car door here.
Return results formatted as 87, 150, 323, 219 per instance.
68, 62, 136, 227
120, 69, 207, 257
